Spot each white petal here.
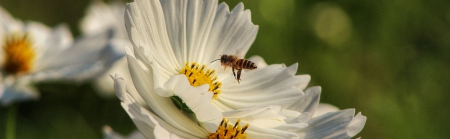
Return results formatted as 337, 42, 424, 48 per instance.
164, 75, 222, 133
296, 109, 366, 139
201, 2, 258, 64
274, 123, 308, 131
126, 55, 208, 137
296, 74, 311, 90
35, 24, 73, 62
95, 58, 127, 95
160, 0, 216, 63
131, 45, 172, 97
279, 109, 302, 119
125, 0, 180, 74
210, 99, 232, 111
24, 21, 53, 49
97, 59, 148, 108
0, 6, 22, 41
110, 74, 126, 101
313, 103, 340, 117
287, 86, 321, 116
284, 112, 311, 124
120, 94, 181, 139
0, 6, 17, 30
218, 63, 304, 110
80, 1, 127, 39
81, 1, 113, 34
110, 73, 202, 138
222, 105, 286, 128
0, 78, 39, 106
245, 131, 286, 139
32, 29, 120, 81
246, 125, 299, 139
346, 112, 366, 137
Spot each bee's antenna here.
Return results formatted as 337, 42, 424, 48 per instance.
210, 59, 220, 63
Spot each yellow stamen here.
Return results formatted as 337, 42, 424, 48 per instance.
208, 118, 249, 139
2, 33, 35, 75
180, 62, 222, 98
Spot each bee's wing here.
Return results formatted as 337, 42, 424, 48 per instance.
234, 49, 245, 59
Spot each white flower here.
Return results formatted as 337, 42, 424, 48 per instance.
114, 0, 366, 138
0, 6, 121, 105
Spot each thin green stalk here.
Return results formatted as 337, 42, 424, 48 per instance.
5, 104, 17, 139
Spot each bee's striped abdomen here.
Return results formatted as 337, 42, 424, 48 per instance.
246, 60, 257, 69
235, 59, 257, 70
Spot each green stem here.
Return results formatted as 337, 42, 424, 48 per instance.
5, 104, 17, 139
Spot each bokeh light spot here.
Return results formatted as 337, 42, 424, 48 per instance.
310, 2, 352, 47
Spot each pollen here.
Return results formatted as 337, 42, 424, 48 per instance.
208, 118, 249, 139
180, 62, 222, 98
2, 33, 35, 75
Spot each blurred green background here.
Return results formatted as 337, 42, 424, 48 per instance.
1, 0, 450, 138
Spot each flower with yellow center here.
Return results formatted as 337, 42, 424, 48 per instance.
2, 34, 35, 75
111, 0, 367, 138
0, 6, 123, 106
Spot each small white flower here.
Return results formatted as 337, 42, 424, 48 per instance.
0, 6, 121, 105
115, 0, 366, 138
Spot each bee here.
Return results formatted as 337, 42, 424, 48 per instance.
211, 54, 257, 83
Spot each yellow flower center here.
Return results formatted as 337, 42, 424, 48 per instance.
2, 33, 35, 75
180, 62, 222, 98
208, 118, 249, 139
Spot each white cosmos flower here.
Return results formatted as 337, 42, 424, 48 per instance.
115, 0, 367, 138
0, 6, 121, 105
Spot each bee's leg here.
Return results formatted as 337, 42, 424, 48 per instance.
237, 68, 242, 84
232, 67, 237, 79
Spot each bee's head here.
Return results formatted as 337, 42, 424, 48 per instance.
210, 55, 224, 63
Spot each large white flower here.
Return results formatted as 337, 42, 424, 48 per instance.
114, 0, 367, 138
0, 6, 121, 105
